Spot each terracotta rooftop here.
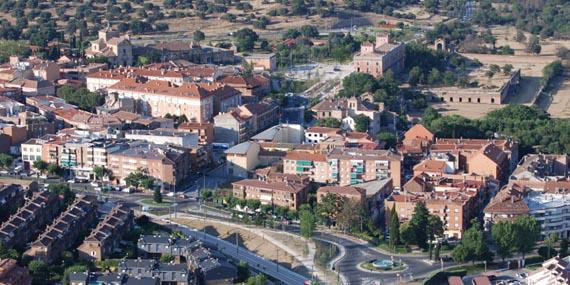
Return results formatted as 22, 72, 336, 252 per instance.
305, 127, 341, 135
484, 183, 530, 215
284, 152, 326, 162
108, 78, 215, 99
317, 186, 365, 197
219, 75, 269, 88
404, 124, 434, 142
413, 160, 449, 173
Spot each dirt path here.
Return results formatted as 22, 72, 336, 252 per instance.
539, 73, 570, 118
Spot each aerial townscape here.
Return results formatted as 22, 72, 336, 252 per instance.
0, 0, 569, 285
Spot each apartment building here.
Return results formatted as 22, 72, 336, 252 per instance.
319, 131, 382, 151
77, 204, 134, 261
484, 181, 570, 238
214, 103, 280, 146
137, 235, 201, 262
232, 178, 310, 210
527, 256, 570, 285
25, 196, 97, 264
16, 112, 56, 139
0, 96, 25, 117
283, 152, 330, 183
510, 154, 568, 188
386, 177, 490, 238
0, 191, 61, 248
431, 137, 519, 174
125, 128, 199, 148
177, 122, 214, 145
218, 75, 270, 103
317, 186, 366, 205
107, 142, 192, 189
399, 124, 435, 156
225, 141, 261, 179
22, 135, 126, 180
311, 96, 382, 133
328, 148, 402, 188
107, 78, 215, 123
0, 258, 32, 285
352, 33, 405, 77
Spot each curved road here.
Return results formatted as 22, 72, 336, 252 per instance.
317, 232, 455, 285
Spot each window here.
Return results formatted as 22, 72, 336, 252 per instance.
477, 98, 481, 103
491, 98, 495, 103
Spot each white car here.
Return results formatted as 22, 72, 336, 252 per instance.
94, 187, 102, 192
90, 181, 100, 187
167, 192, 175, 197
67, 179, 76, 184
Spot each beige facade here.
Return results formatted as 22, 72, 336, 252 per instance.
86, 29, 133, 66
232, 179, 309, 210
244, 54, 277, 71
352, 34, 405, 78
225, 141, 261, 179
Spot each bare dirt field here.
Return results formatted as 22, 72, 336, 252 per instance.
171, 217, 314, 278
489, 26, 570, 57
428, 101, 504, 119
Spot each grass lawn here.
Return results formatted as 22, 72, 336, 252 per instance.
140, 199, 172, 208
361, 261, 406, 272
377, 242, 410, 254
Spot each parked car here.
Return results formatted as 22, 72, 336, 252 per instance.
90, 181, 100, 187
167, 192, 175, 197
67, 179, 76, 184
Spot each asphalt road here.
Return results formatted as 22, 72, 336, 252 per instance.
316, 233, 453, 285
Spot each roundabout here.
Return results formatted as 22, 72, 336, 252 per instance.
358, 258, 408, 273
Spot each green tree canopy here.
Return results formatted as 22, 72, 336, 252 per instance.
491, 220, 516, 261
353, 114, 370, 132
234, 28, 258, 52
389, 206, 400, 248
513, 215, 540, 261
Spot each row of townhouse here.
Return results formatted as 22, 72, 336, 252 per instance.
0, 191, 61, 249
24, 196, 98, 264
77, 204, 134, 262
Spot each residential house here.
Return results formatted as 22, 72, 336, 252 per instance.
119, 259, 192, 285
317, 186, 366, 205
137, 235, 201, 262
225, 141, 261, 179
77, 204, 134, 261
527, 256, 570, 285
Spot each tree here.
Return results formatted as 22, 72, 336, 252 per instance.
377, 132, 397, 149
502, 64, 514, 75
410, 202, 429, 249
141, 177, 155, 190
336, 199, 365, 233
153, 188, 162, 203
515, 30, 526, 43
339, 72, 377, 97
93, 166, 110, 180
485, 70, 495, 79
246, 274, 268, 285
489, 64, 501, 74
526, 35, 541, 55
49, 183, 75, 205
28, 260, 48, 285
316, 118, 341, 128
400, 222, 415, 246
316, 193, 343, 225
452, 219, 491, 264
193, 30, 205, 42
545, 233, 558, 260
560, 239, 569, 258
0, 154, 13, 169
491, 220, 516, 261
47, 163, 61, 176
427, 68, 441, 85
408, 66, 422, 87
234, 28, 258, 52
160, 254, 174, 263
299, 204, 316, 238
513, 215, 539, 262
236, 261, 250, 283
443, 71, 457, 86
389, 206, 400, 249
33, 160, 48, 173
0, 242, 18, 260
427, 215, 444, 241
353, 114, 370, 132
